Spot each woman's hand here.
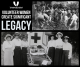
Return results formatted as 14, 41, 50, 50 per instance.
68, 55, 71, 59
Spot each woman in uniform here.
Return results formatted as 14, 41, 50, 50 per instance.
12, 32, 22, 65
54, 32, 64, 65
47, 35, 56, 65
2, 34, 14, 65
62, 36, 72, 65
21, 35, 29, 65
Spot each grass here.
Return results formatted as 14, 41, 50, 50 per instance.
71, 57, 79, 66
71, 53, 79, 66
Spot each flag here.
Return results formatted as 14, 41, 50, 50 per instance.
27, 32, 48, 46
30, 32, 43, 46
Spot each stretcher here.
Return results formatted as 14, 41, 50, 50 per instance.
27, 45, 52, 66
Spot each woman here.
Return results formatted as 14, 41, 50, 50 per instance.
54, 32, 64, 65
47, 35, 56, 65
62, 36, 72, 65
67, 9, 72, 28
21, 35, 29, 65
2, 34, 14, 65
12, 32, 22, 65
69, 10, 78, 30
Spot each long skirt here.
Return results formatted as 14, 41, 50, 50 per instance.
3, 48, 13, 65
14, 46, 22, 65
61, 50, 71, 65
48, 47, 55, 65
54, 48, 63, 65
22, 47, 27, 65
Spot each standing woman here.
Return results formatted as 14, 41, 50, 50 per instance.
12, 32, 22, 65
21, 35, 29, 65
2, 34, 14, 65
54, 32, 64, 65
47, 35, 56, 65
62, 36, 72, 65
69, 10, 78, 30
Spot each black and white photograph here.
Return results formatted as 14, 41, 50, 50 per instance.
1, 32, 79, 66
32, 1, 79, 30
0, 0, 79, 66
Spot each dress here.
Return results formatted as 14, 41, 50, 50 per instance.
69, 14, 78, 30
12, 38, 22, 65
54, 38, 63, 65
2, 41, 14, 65
48, 40, 56, 65
21, 41, 28, 65
61, 42, 72, 65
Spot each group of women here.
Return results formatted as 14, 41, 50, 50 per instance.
47, 32, 72, 65
32, 1, 79, 30
2, 32, 28, 65
2, 32, 72, 65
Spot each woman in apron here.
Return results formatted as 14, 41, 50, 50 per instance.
54, 32, 64, 65
62, 36, 72, 65
2, 34, 14, 65
47, 35, 56, 65
21, 35, 28, 65
12, 32, 22, 65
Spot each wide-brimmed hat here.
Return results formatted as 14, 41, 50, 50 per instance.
21, 35, 28, 39
64, 36, 69, 39
50, 35, 54, 38
56, 32, 63, 37
13, 32, 21, 37
4, 34, 13, 40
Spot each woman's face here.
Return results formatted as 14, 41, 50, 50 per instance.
68, 10, 71, 13
64, 39, 68, 43
6, 37, 11, 41
57, 34, 62, 38
51, 36, 54, 40
15, 35, 19, 39
23, 38, 27, 41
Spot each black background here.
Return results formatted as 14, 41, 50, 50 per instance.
0, 0, 79, 66
0, 0, 31, 10
0, 0, 32, 31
